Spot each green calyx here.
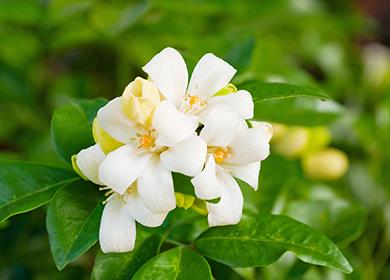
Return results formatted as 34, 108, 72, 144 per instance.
175, 192, 208, 215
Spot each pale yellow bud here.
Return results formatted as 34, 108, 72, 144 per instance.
270, 123, 288, 142
121, 77, 160, 127
92, 118, 123, 154
305, 127, 331, 154
302, 148, 349, 180
273, 127, 310, 158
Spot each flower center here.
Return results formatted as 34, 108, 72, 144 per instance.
212, 147, 229, 164
139, 134, 155, 149
180, 94, 207, 114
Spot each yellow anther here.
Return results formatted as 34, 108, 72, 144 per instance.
189, 95, 200, 106
139, 134, 155, 149
213, 148, 229, 164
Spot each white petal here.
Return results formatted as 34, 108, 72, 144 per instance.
250, 121, 273, 142
160, 135, 207, 176
225, 127, 270, 165
97, 97, 136, 144
153, 101, 198, 147
187, 53, 236, 98
76, 144, 105, 185
206, 90, 254, 120
99, 144, 151, 195
126, 189, 168, 227
191, 155, 220, 200
223, 161, 260, 190
200, 108, 241, 147
207, 171, 243, 227
138, 156, 176, 213
99, 195, 136, 253
142, 47, 188, 107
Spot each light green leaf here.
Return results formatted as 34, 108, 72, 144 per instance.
91, 231, 161, 280
46, 180, 103, 270
194, 213, 352, 273
244, 82, 329, 101
132, 247, 213, 280
0, 161, 77, 223
51, 98, 107, 162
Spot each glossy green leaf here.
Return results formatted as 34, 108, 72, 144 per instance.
244, 82, 329, 101
51, 98, 107, 162
132, 247, 213, 280
194, 213, 352, 273
92, 231, 161, 280
285, 199, 367, 247
0, 161, 77, 223
46, 180, 103, 270
253, 97, 344, 126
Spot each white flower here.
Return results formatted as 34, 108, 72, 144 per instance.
191, 108, 272, 227
143, 47, 254, 133
74, 144, 168, 253
95, 77, 207, 214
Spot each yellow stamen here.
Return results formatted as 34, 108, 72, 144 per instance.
139, 134, 155, 149
213, 148, 229, 164
189, 95, 200, 106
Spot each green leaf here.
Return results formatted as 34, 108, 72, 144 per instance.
225, 38, 255, 71
132, 247, 213, 280
0, 161, 77, 223
253, 98, 344, 126
285, 199, 367, 247
46, 180, 103, 270
91, 231, 161, 280
194, 213, 352, 273
51, 98, 107, 162
244, 82, 329, 101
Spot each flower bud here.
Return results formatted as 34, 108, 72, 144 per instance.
121, 77, 161, 127
92, 118, 123, 154
273, 127, 310, 158
302, 148, 349, 180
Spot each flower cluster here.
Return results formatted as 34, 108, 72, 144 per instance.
72, 48, 272, 253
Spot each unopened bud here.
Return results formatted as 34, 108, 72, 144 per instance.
302, 148, 349, 180
121, 77, 160, 127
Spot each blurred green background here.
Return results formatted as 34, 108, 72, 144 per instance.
1, 0, 390, 279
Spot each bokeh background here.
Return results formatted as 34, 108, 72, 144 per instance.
1, 0, 390, 279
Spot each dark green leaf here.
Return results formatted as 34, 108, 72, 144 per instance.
253, 98, 344, 126
194, 213, 352, 273
91, 231, 161, 280
225, 38, 255, 71
244, 82, 329, 101
51, 98, 107, 162
132, 247, 213, 280
46, 180, 103, 270
0, 161, 77, 223
208, 259, 244, 280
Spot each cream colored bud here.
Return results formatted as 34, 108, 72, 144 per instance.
302, 148, 349, 180
270, 123, 288, 142
121, 77, 161, 127
273, 127, 310, 158
92, 118, 123, 154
